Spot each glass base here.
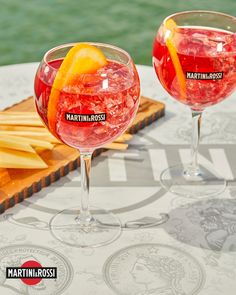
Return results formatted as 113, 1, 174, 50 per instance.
49, 206, 121, 248
160, 164, 226, 198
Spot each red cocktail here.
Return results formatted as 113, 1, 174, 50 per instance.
152, 11, 236, 198
35, 59, 139, 149
34, 43, 140, 248
153, 26, 236, 109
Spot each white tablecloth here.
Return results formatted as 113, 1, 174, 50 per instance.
0, 63, 236, 295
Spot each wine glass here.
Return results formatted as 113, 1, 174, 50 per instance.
153, 11, 236, 198
34, 42, 140, 247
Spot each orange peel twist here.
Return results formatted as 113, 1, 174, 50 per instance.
163, 19, 187, 100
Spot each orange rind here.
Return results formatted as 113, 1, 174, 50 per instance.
164, 19, 186, 100
47, 44, 108, 136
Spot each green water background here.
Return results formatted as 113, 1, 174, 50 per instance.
0, 0, 235, 66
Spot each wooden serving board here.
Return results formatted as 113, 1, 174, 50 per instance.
0, 96, 165, 213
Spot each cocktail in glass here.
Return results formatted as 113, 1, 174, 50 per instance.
153, 11, 236, 197
34, 43, 140, 247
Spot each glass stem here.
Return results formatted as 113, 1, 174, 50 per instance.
79, 152, 93, 225
188, 109, 203, 175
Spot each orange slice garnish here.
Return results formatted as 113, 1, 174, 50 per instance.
47, 44, 107, 136
164, 19, 186, 100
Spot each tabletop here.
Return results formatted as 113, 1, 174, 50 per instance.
0, 62, 236, 295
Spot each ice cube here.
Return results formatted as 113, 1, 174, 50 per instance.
126, 94, 134, 108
